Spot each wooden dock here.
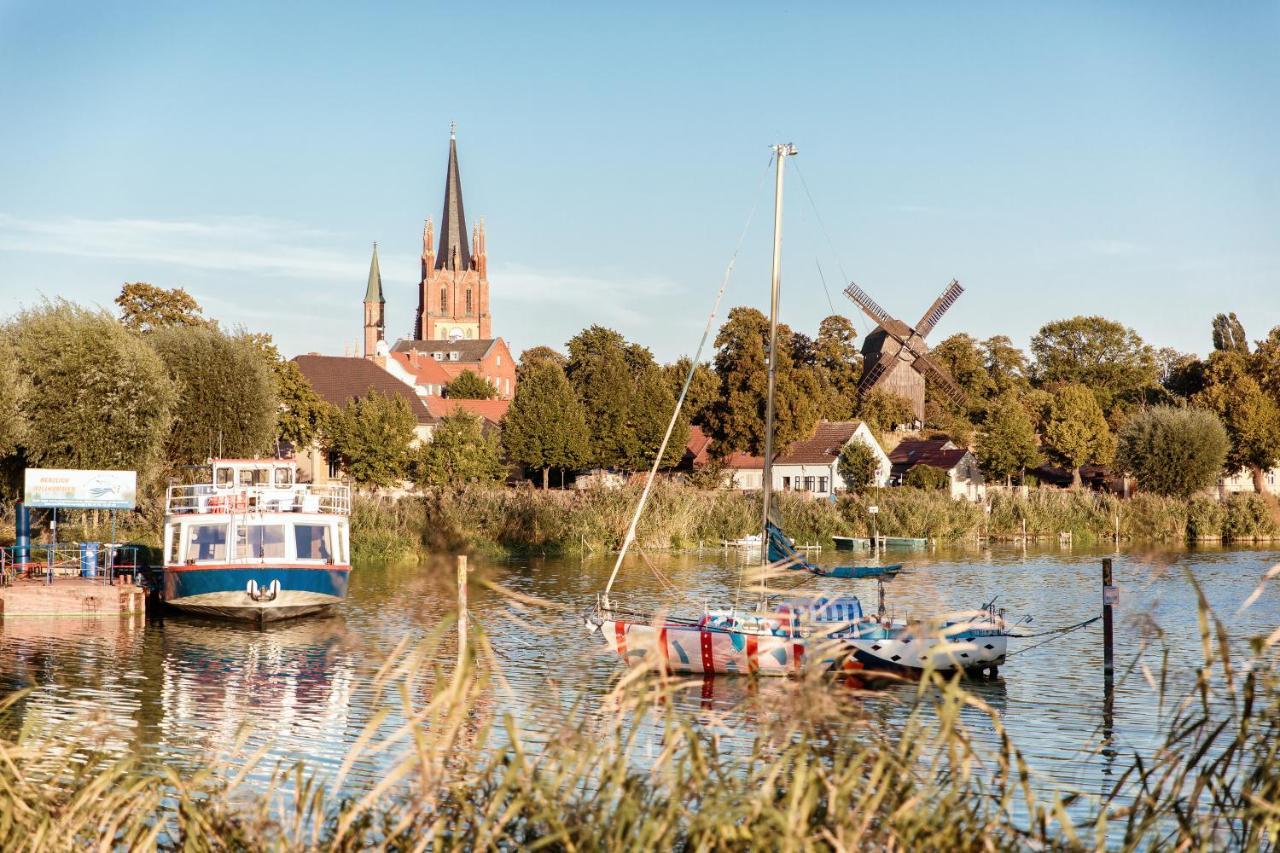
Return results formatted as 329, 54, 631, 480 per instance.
0, 578, 146, 618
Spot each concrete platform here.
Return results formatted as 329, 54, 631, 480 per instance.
0, 578, 146, 618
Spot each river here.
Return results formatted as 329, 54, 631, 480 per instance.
1, 543, 1277, 811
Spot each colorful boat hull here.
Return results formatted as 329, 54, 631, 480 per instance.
162, 564, 350, 623
600, 619, 844, 676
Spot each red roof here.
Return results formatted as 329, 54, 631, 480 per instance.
425, 397, 511, 426
889, 438, 969, 473
775, 421, 866, 465
683, 426, 765, 469
389, 351, 452, 385
293, 355, 434, 424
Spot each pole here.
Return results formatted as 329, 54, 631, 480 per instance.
760, 143, 796, 589
456, 555, 469, 676
1102, 557, 1115, 677
49, 507, 56, 586
108, 510, 116, 586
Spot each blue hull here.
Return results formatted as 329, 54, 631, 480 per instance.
163, 565, 350, 623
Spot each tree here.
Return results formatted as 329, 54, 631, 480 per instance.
903, 465, 950, 490
1030, 316, 1159, 413
704, 307, 821, 456
1194, 351, 1280, 493
1042, 383, 1115, 488
837, 440, 878, 493
0, 339, 24, 458
630, 359, 689, 470
8, 301, 176, 476
115, 282, 209, 333
243, 333, 329, 451
444, 370, 496, 400
149, 326, 278, 464
930, 333, 995, 408
662, 357, 719, 427
978, 395, 1040, 486
1115, 407, 1229, 498
1157, 348, 1206, 400
325, 390, 417, 489
566, 326, 640, 469
501, 360, 589, 488
857, 388, 916, 435
413, 409, 505, 489
811, 315, 862, 420
518, 346, 567, 377
983, 335, 1030, 396
1212, 312, 1249, 354
1252, 326, 1280, 400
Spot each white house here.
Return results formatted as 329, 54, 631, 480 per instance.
771, 420, 891, 498
1218, 467, 1280, 497
888, 438, 986, 502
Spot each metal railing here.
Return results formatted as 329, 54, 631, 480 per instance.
165, 483, 351, 516
1, 543, 144, 587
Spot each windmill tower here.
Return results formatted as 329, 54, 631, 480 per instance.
843, 280, 967, 422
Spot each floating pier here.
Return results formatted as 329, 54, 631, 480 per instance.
0, 577, 146, 618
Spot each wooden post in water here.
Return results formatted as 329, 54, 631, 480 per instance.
456, 555, 469, 676
1102, 557, 1115, 676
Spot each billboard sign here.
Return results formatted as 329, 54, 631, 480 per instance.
23, 469, 138, 510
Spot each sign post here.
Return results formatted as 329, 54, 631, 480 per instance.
23, 469, 138, 510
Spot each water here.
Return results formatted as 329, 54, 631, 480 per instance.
2, 543, 1277, 808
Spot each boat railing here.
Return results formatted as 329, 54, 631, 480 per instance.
1, 543, 145, 587
165, 483, 352, 516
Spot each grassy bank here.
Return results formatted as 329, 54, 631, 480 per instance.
351, 483, 1280, 561
2, 582, 1277, 850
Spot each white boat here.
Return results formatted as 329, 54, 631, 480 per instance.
161, 459, 352, 624
587, 143, 1015, 677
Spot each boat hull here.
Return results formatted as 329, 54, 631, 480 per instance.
600, 619, 847, 676
163, 565, 350, 624
841, 629, 1007, 674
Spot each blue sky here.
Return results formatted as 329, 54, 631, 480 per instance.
1, 2, 1276, 363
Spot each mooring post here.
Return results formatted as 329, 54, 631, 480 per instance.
1102, 557, 1115, 676
456, 554, 469, 676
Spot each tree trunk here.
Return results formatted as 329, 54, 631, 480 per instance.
1005, 473, 1011, 489
1253, 465, 1267, 494
542, 467, 549, 490
1072, 466, 1083, 490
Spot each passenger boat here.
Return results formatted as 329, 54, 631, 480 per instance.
161, 459, 352, 624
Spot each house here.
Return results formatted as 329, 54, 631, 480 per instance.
424, 396, 511, 430
682, 426, 766, 490
772, 420, 891, 498
389, 338, 516, 400
292, 354, 436, 484
888, 438, 985, 501
1218, 467, 1280, 497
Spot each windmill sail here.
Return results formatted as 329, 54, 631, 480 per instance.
915, 280, 964, 338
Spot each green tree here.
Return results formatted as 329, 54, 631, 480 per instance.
978, 395, 1040, 486
243, 333, 329, 451
903, 465, 950, 490
566, 326, 639, 469
857, 388, 916, 436
1212, 312, 1249, 354
630, 359, 689, 470
930, 333, 996, 408
326, 390, 417, 489
983, 335, 1030, 396
501, 360, 589, 488
517, 346, 567, 377
1194, 351, 1280, 493
444, 370, 497, 400
1115, 406, 1229, 498
811, 315, 862, 420
1252, 326, 1280, 400
1042, 383, 1115, 488
115, 282, 210, 333
704, 307, 821, 456
662, 357, 719, 427
0, 340, 24, 458
149, 326, 278, 464
1157, 348, 1206, 400
1030, 316, 1159, 413
413, 409, 505, 489
836, 440, 878, 493
9, 301, 176, 475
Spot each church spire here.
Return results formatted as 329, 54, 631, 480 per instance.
435, 125, 470, 271
364, 242, 384, 303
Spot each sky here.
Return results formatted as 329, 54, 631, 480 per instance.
1, 2, 1277, 364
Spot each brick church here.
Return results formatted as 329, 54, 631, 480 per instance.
358, 126, 515, 402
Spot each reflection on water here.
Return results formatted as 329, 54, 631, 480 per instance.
0, 543, 1276, 804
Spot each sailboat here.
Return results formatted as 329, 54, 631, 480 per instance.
587, 144, 1012, 677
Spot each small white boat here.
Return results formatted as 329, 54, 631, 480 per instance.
720, 534, 763, 549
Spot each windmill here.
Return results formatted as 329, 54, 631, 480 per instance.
843, 279, 967, 423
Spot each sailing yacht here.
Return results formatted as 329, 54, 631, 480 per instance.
587, 144, 1012, 677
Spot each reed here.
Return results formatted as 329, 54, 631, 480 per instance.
1, 570, 1277, 850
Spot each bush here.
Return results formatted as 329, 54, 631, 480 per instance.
1222, 493, 1279, 542
1115, 406, 1229, 498
902, 465, 950, 490
1186, 495, 1226, 541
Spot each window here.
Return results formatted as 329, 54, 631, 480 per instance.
440, 287, 447, 312
167, 531, 180, 565
215, 467, 234, 488
274, 467, 293, 488
818, 476, 828, 493
294, 524, 333, 562
186, 524, 228, 562
237, 524, 286, 559
327, 451, 341, 479
239, 468, 269, 487
449, 351, 460, 361
433, 352, 444, 361
803, 476, 816, 492
466, 289, 473, 314
782, 476, 791, 490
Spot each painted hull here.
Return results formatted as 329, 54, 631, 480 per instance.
840, 626, 1007, 674
600, 619, 849, 676
163, 565, 350, 624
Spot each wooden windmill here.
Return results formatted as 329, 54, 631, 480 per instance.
843, 280, 967, 423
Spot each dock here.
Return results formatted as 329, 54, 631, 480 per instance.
0, 577, 146, 617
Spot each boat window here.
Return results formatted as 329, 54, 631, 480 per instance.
274, 467, 294, 488
215, 467, 235, 489
294, 524, 333, 562
239, 468, 270, 487
237, 524, 286, 559
167, 530, 180, 564
186, 524, 228, 562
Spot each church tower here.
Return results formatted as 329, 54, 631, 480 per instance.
363, 242, 385, 357
415, 125, 491, 341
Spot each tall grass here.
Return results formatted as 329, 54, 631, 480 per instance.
2, 570, 1278, 850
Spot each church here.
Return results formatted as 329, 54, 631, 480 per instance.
359, 126, 515, 401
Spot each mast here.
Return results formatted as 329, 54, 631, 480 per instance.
761, 143, 796, 580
